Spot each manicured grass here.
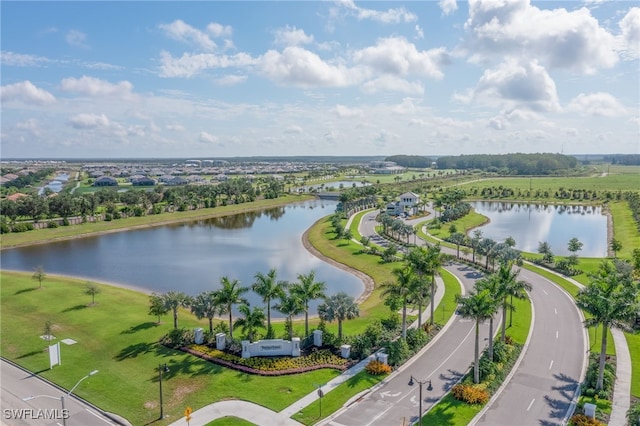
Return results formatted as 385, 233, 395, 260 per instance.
0, 271, 340, 425
205, 417, 256, 426
625, 332, 640, 398
608, 201, 638, 259
457, 174, 640, 193
292, 371, 387, 425
0, 194, 313, 249
348, 209, 374, 241
427, 210, 489, 240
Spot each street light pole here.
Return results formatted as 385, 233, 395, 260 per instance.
159, 363, 170, 419
408, 376, 432, 425
22, 369, 98, 426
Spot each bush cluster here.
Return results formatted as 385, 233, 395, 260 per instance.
451, 384, 489, 405
184, 344, 349, 376
569, 414, 605, 426
364, 360, 392, 375
581, 354, 615, 399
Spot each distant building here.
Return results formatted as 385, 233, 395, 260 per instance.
386, 191, 421, 216
93, 176, 118, 186
369, 161, 405, 174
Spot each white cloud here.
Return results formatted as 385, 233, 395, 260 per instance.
333, 0, 417, 24
1, 51, 50, 67
353, 37, 449, 79
283, 125, 303, 134
259, 46, 355, 88
159, 51, 255, 78
273, 26, 314, 46
474, 59, 560, 112
333, 104, 363, 118
15, 118, 42, 136
207, 22, 232, 37
166, 124, 185, 132
159, 20, 217, 51
0, 80, 56, 105
199, 131, 218, 143
567, 92, 627, 117
618, 7, 640, 59
215, 75, 248, 86
68, 113, 110, 129
414, 25, 424, 40
361, 75, 424, 95
60, 76, 134, 98
464, 0, 619, 74
439, 0, 458, 15
66, 30, 89, 48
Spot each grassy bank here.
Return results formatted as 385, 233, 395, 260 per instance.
1, 194, 313, 249
0, 271, 340, 425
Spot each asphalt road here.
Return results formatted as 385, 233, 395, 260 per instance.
1, 360, 116, 426
471, 267, 586, 426
323, 261, 495, 426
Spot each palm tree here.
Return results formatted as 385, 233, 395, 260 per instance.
252, 268, 287, 334
381, 266, 415, 339
495, 261, 532, 336
32, 265, 46, 289
162, 291, 191, 329
474, 275, 502, 361
190, 291, 220, 333
576, 261, 639, 390
149, 293, 169, 324
449, 232, 466, 258
425, 245, 443, 325
84, 282, 100, 305
410, 275, 432, 331
292, 270, 326, 337
471, 230, 483, 263
456, 289, 496, 384
234, 303, 266, 341
478, 238, 497, 270
610, 238, 622, 258
317, 292, 360, 340
275, 291, 304, 340
214, 276, 249, 339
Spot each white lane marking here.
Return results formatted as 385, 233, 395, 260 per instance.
364, 322, 476, 426
549, 360, 554, 370
554, 308, 558, 315
527, 398, 535, 411
556, 331, 559, 339
85, 409, 114, 424
542, 289, 548, 295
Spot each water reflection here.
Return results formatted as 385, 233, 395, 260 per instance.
471, 201, 607, 257
1, 200, 363, 316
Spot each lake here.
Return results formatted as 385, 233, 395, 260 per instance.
1, 200, 364, 315
470, 201, 608, 257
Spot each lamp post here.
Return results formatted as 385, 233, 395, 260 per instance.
158, 363, 170, 419
408, 376, 432, 425
23, 369, 98, 426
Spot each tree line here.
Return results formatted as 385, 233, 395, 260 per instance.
435, 153, 578, 175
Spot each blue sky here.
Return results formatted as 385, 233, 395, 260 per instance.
1, 0, 638, 159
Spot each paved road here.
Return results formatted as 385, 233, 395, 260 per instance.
1, 360, 117, 426
322, 261, 495, 426
471, 267, 587, 426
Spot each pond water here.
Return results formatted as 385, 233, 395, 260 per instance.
38, 173, 69, 195
1, 200, 364, 316
470, 201, 608, 257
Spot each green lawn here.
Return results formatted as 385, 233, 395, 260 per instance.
625, 332, 640, 398
457, 174, 640, 194
0, 271, 340, 425
292, 371, 387, 425
205, 417, 256, 426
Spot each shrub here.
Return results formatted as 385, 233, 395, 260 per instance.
406, 328, 429, 352
451, 384, 489, 405
478, 355, 497, 382
47, 221, 58, 228
365, 360, 392, 375
62, 217, 70, 226
569, 414, 604, 426
11, 223, 34, 232
627, 401, 640, 426
160, 328, 194, 348
385, 338, 411, 367
104, 213, 113, 221
492, 341, 511, 364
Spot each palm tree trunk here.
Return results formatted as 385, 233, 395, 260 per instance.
228, 310, 233, 339
474, 320, 480, 384
430, 277, 435, 325
501, 301, 507, 342
173, 309, 178, 329
267, 300, 271, 331
338, 319, 343, 341
489, 317, 494, 361
402, 303, 407, 339
509, 295, 514, 327
597, 324, 608, 390
417, 302, 423, 330
305, 307, 309, 337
